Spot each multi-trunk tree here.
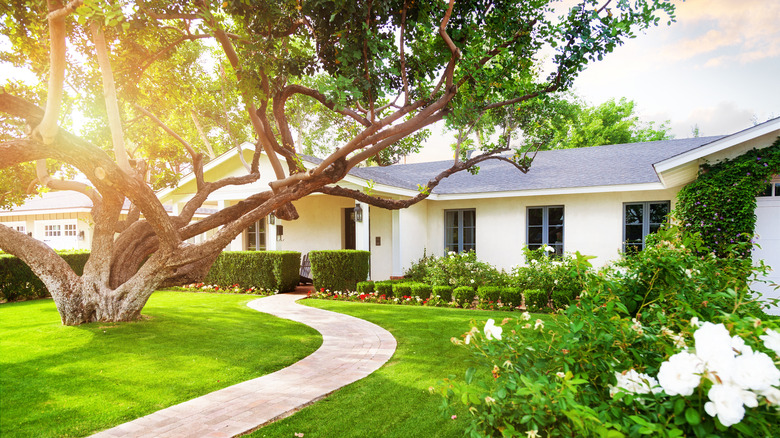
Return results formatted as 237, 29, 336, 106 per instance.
0, 0, 675, 325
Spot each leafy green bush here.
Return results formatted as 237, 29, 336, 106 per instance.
500, 287, 523, 308
411, 283, 432, 299
356, 281, 375, 293
513, 247, 591, 310
453, 286, 475, 308
477, 286, 501, 303
423, 251, 509, 288
404, 251, 434, 282
205, 251, 301, 292
433, 285, 453, 302
523, 289, 547, 312
0, 251, 90, 301
392, 283, 412, 298
376, 281, 393, 298
310, 250, 370, 292
440, 228, 780, 437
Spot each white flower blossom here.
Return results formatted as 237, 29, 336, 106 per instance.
657, 351, 704, 396
704, 383, 755, 427
484, 319, 503, 341
690, 317, 701, 327
610, 369, 662, 397
694, 322, 737, 382
732, 349, 780, 392
760, 329, 780, 357
543, 245, 554, 253
534, 319, 544, 330
521, 312, 531, 321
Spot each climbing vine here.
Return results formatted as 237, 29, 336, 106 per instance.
674, 137, 780, 257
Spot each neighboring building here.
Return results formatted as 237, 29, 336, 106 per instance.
0, 191, 95, 250
3, 118, 779, 309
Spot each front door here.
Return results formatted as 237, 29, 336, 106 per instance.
344, 208, 356, 249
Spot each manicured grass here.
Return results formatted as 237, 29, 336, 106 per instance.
0, 291, 322, 438
250, 300, 554, 438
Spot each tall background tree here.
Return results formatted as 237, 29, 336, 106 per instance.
0, 0, 675, 325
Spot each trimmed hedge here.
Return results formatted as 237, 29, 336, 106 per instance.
310, 250, 370, 292
433, 285, 453, 302
392, 283, 412, 298
357, 281, 375, 293
205, 251, 301, 292
0, 251, 90, 302
477, 286, 501, 303
524, 289, 548, 313
376, 281, 393, 297
500, 287, 523, 308
453, 286, 476, 308
411, 283, 432, 299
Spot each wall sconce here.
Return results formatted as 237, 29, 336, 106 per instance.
269, 213, 275, 225
78, 230, 85, 241
276, 225, 283, 241
354, 203, 363, 222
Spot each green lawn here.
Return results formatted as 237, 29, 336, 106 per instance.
250, 300, 548, 438
0, 291, 322, 438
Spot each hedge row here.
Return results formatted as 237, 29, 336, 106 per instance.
310, 250, 369, 292
0, 251, 90, 302
350, 281, 524, 308
205, 251, 301, 292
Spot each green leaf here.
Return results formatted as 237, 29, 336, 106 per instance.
684, 407, 700, 426
465, 367, 476, 384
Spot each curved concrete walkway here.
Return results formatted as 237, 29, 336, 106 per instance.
90, 292, 397, 438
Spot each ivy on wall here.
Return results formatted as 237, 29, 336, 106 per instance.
674, 137, 780, 257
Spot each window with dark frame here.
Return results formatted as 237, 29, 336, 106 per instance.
758, 178, 780, 197
444, 209, 475, 253
526, 206, 564, 256
246, 218, 267, 251
624, 201, 670, 253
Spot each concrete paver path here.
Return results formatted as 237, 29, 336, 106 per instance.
90, 292, 396, 438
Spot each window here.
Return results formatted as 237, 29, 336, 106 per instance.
64, 224, 77, 236
758, 177, 780, 197
246, 218, 266, 251
624, 201, 670, 252
445, 209, 475, 253
45, 224, 61, 237
14, 225, 25, 233
527, 206, 564, 256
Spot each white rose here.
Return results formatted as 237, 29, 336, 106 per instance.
733, 349, 780, 392
694, 322, 737, 381
704, 383, 752, 427
658, 351, 704, 396
760, 329, 780, 357
483, 319, 503, 341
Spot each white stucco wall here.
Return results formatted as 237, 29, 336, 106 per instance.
421, 187, 683, 272
277, 194, 355, 255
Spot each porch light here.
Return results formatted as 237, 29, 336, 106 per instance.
354, 204, 363, 222
269, 213, 275, 225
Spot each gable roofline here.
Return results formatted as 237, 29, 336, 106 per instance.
654, 116, 780, 174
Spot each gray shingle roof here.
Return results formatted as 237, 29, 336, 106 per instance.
349, 136, 725, 194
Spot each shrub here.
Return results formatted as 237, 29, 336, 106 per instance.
392, 283, 412, 298
477, 286, 501, 303
441, 228, 780, 438
499, 287, 523, 308
310, 250, 370, 292
523, 289, 548, 312
404, 251, 434, 282
411, 283, 432, 299
513, 247, 591, 310
423, 251, 509, 288
0, 251, 90, 301
356, 281, 375, 293
453, 286, 475, 308
375, 281, 394, 298
433, 285, 453, 302
205, 251, 301, 292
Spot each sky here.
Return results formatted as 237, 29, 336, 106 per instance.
408, 0, 780, 163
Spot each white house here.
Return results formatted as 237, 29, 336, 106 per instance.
3, 118, 779, 308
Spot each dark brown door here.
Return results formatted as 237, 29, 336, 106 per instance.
344, 208, 356, 249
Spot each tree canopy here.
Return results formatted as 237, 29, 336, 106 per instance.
0, 0, 676, 324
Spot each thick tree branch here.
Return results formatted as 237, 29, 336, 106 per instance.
276, 85, 371, 127
91, 22, 133, 175
36, 0, 67, 144
46, 0, 83, 20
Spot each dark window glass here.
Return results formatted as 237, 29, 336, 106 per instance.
623, 202, 669, 252
527, 206, 564, 256
445, 210, 476, 253
246, 218, 266, 251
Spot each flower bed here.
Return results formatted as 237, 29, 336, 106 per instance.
308, 288, 521, 311
173, 283, 280, 296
